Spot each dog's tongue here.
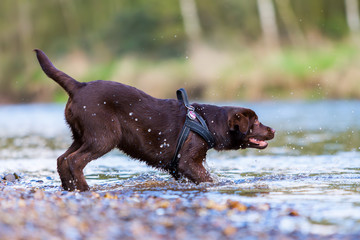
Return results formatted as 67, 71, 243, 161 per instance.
249, 138, 268, 147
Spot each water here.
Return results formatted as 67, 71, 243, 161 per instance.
0, 101, 359, 236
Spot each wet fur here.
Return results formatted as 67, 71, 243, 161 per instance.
34, 49, 275, 191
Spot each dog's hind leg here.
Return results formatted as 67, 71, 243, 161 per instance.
57, 141, 82, 191
65, 142, 115, 191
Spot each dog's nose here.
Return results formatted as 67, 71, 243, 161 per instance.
269, 128, 275, 134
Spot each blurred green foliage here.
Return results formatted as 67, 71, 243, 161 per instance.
104, 1, 186, 57
0, 0, 360, 102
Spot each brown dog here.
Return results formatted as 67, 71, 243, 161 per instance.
35, 49, 275, 191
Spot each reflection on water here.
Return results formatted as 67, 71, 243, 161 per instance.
0, 101, 360, 235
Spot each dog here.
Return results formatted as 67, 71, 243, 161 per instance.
34, 49, 275, 191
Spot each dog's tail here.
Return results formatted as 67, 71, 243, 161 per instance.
34, 49, 83, 97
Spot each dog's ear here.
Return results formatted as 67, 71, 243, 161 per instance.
228, 113, 249, 135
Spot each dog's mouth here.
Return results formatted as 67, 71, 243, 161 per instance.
246, 138, 268, 149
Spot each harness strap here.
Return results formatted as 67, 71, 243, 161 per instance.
176, 88, 191, 109
170, 88, 215, 172
185, 118, 214, 147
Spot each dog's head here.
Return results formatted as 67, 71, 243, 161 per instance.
227, 107, 275, 150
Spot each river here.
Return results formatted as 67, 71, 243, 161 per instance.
0, 100, 359, 238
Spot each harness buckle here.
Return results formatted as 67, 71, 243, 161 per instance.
187, 110, 197, 120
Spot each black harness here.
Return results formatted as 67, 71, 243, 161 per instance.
170, 88, 215, 171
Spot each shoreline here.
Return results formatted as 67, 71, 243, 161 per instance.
0, 180, 358, 240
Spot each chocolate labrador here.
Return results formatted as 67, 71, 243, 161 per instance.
34, 49, 275, 191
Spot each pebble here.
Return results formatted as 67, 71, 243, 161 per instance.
3, 173, 19, 182
4, 174, 16, 182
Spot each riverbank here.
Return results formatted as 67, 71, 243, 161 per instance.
1, 180, 358, 240
2, 42, 360, 103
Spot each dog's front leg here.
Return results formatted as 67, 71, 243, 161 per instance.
177, 133, 213, 184
178, 158, 213, 184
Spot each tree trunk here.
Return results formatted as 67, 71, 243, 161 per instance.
345, 0, 360, 34
275, 0, 305, 45
179, 0, 202, 43
257, 0, 280, 48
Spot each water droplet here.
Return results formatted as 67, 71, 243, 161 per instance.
159, 132, 162, 135
177, 154, 181, 158
83, 106, 86, 109
129, 112, 133, 116
139, 99, 142, 102
135, 118, 138, 121
160, 144, 164, 148
148, 129, 152, 132
104, 102, 106, 104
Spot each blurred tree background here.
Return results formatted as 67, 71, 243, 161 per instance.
1, 0, 360, 103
